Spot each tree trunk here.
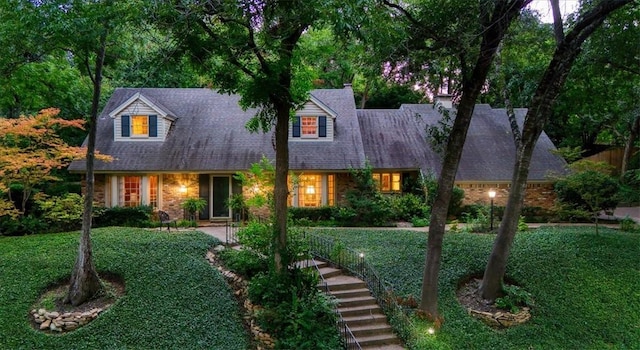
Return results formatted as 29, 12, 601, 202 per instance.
620, 115, 639, 180
66, 28, 108, 306
480, 0, 633, 301
272, 102, 290, 272
419, 0, 528, 320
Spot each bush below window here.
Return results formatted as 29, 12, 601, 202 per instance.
93, 205, 154, 228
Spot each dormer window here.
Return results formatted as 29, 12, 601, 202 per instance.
121, 114, 158, 138
292, 115, 327, 139
131, 115, 149, 136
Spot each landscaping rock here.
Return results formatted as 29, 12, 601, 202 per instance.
40, 320, 51, 330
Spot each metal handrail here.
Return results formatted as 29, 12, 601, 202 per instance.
305, 232, 415, 347
304, 258, 362, 350
225, 221, 240, 245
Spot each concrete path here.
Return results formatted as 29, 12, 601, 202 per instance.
598, 206, 640, 224
197, 226, 229, 242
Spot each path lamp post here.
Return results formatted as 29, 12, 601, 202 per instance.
488, 190, 496, 231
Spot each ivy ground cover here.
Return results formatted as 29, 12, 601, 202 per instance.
0, 227, 249, 350
312, 227, 640, 350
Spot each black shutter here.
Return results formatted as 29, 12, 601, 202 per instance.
292, 116, 301, 137
121, 115, 130, 137
149, 115, 158, 137
318, 116, 327, 137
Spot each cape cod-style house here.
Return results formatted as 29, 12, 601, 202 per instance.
68, 86, 566, 221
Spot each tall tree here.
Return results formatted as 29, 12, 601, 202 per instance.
380, 0, 531, 320
159, 1, 331, 272
480, 0, 636, 301
38, 0, 139, 305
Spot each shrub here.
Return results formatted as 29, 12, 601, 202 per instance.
422, 173, 465, 217
620, 216, 639, 233
517, 216, 529, 232
237, 220, 272, 254
180, 197, 207, 222
93, 205, 154, 228
460, 205, 491, 233
555, 161, 621, 221
218, 249, 268, 278
0, 215, 47, 236
332, 206, 356, 224
341, 162, 392, 226
35, 193, 83, 232
249, 269, 340, 350
494, 284, 534, 313
266, 292, 340, 350
521, 206, 553, 223
411, 217, 430, 227
388, 194, 429, 221
289, 206, 335, 221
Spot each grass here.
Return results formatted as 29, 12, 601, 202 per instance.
0, 227, 249, 350
311, 226, 640, 350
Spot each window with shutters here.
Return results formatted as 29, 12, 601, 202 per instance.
291, 115, 328, 140
301, 117, 317, 138
131, 115, 148, 136
120, 114, 158, 139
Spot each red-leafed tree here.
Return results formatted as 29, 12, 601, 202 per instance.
0, 108, 86, 217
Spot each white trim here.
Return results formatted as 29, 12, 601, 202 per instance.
308, 94, 338, 120
110, 175, 118, 207
108, 92, 175, 120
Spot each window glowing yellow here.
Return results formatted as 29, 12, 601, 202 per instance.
131, 115, 149, 136
374, 172, 401, 192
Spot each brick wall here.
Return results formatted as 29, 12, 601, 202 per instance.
457, 182, 557, 209
335, 173, 356, 206
79, 174, 107, 206
161, 173, 199, 220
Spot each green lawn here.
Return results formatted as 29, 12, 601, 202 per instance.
0, 227, 249, 350
311, 227, 640, 350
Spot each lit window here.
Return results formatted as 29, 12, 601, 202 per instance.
299, 175, 322, 207
131, 115, 148, 136
392, 173, 401, 191
301, 117, 317, 138
124, 176, 141, 207
328, 175, 335, 206
374, 172, 402, 192
149, 176, 158, 208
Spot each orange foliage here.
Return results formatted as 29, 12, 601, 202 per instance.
0, 108, 110, 215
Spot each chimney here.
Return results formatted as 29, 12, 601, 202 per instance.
435, 94, 453, 109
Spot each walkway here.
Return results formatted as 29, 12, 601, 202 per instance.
310, 258, 405, 350
197, 226, 406, 349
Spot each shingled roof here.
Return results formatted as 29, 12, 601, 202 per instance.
68, 88, 565, 182
383, 104, 566, 181
68, 87, 366, 173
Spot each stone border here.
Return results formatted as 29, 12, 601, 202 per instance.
206, 246, 275, 350
31, 307, 103, 332
468, 307, 531, 328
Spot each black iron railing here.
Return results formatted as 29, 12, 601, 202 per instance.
303, 258, 362, 350
305, 232, 415, 347
225, 221, 240, 245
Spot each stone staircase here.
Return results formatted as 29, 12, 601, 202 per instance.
313, 259, 405, 350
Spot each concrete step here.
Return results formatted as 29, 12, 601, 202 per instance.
318, 266, 343, 279
341, 313, 389, 327
361, 344, 405, 350
331, 287, 372, 299
338, 295, 377, 308
349, 323, 394, 337
324, 275, 367, 291
356, 333, 403, 348
338, 304, 383, 317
